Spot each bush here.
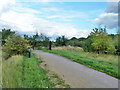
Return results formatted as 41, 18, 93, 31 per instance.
83, 28, 116, 54
2, 35, 30, 58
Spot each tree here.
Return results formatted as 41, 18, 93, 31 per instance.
24, 34, 29, 40
61, 36, 68, 46
70, 37, 77, 40
56, 36, 62, 46
2, 35, 30, 58
90, 27, 107, 36
92, 34, 116, 54
83, 27, 116, 54
55, 36, 68, 46
83, 35, 94, 52
27, 33, 50, 49
78, 37, 86, 41
1, 28, 15, 45
114, 34, 120, 55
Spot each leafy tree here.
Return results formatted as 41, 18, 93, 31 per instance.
114, 34, 120, 55
83, 35, 94, 52
90, 27, 107, 36
55, 36, 68, 46
43, 37, 49, 47
1, 28, 15, 45
37, 33, 50, 48
24, 34, 29, 40
25, 33, 50, 49
78, 37, 86, 41
70, 37, 77, 40
68, 37, 86, 47
32, 32, 39, 49
61, 36, 68, 46
92, 34, 116, 54
56, 36, 62, 46
83, 27, 116, 54
2, 35, 30, 58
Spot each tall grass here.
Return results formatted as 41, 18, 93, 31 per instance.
0, 49, 2, 89
2, 55, 23, 88
40, 46, 118, 79
2, 54, 54, 88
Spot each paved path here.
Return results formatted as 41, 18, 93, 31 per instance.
33, 50, 118, 88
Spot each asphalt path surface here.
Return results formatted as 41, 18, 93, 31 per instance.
33, 50, 118, 88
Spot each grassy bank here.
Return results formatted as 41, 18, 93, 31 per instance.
0, 49, 2, 89
40, 46, 118, 79
2, 53, 54, 88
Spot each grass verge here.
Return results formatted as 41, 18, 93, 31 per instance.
39, 47, 118, 79
2, 53, 54, 88
34, 53, 70, 88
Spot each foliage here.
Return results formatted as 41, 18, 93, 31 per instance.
92, 34, 116, 54
55, 36, 86, 47
83, 28, 116, 54
22, 27, 119, 55
2, 35, 30, 58
24, 33, 50, 49
68, 37, 85, 47
1, 28, 15, 45
55, 36, 68, 46
83, 35, 94, 52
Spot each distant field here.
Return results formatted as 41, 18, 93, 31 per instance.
40, 46, 118, 79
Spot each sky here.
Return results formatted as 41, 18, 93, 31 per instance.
0, 0, 119, 39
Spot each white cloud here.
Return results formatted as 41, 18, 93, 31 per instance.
0, 11, 35, 33
46, 10, 87, 22
93, 1, 118, 29
0, 9, 89, 38
0, 0, 90, 38
93, 13, 118, 29
13, 7, 42, 14
47, 15, 60, 18
32, 17, 90, 38
0, 0, 15, 16
16, 0, 52, 2
42, 7, 59, 12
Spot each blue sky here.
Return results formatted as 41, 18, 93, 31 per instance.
0, 0, 118, 39
18, 2, 106, 29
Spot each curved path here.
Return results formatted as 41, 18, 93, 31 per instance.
33, 50, 118, 88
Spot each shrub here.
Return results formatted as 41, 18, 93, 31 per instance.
2, 35, 30, 58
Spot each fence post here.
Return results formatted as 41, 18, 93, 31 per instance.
49, 41, 52, 50
28, 48, 31, 58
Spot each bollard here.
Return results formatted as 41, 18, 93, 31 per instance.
49, 41, 52, 50
28, 48, 31, 58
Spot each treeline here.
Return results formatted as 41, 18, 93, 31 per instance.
24, 33, 50, 49
23, 32, 86, 48
1, 27, 120, 59
53, 28, 119, 55
52, 28, 119, 55
1, 29, 51, 59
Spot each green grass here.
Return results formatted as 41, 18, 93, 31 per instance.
2, 53, 55, 88
0, 35, 1, 89
39, 47, 118, 79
